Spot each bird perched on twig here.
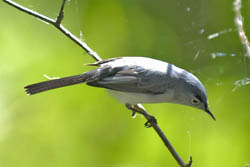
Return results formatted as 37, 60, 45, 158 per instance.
25, 57, 215, 120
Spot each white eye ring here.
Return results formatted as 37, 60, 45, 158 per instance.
191, 99, 200, 104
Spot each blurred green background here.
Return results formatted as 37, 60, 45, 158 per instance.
1, 0, 250, 166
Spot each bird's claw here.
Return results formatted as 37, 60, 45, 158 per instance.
131, 111, 136, 118
144, 116, 157, 128
126, 103, 157, 128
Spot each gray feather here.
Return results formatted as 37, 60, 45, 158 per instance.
87, 59, 176, 94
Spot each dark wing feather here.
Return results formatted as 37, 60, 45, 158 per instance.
87, 65, 168, 94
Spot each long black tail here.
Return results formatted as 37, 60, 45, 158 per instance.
25, 74, 88, 95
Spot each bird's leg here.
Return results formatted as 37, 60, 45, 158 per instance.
125, 104, 157, 128
131, 111, 137, 118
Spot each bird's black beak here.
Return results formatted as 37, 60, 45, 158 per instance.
205, 107, 216, 120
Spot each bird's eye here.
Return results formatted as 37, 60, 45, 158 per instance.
191, 98, 200, 104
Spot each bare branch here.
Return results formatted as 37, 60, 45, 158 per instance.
3, 0, 102, 61
56, 0, 66, 25
126, 104, 192, 167
3, 0, 54, 24
234, 0, 250, 58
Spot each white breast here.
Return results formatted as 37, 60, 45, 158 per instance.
107, 89, 175, 104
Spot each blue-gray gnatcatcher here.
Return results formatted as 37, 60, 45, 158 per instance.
25, 57, 215, 120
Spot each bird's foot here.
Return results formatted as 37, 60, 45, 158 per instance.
125, 103, 157, 128
144, 115, 157, 128
131, 111, 136, 118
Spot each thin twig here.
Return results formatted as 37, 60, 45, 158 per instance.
234, 0, 250, 58
127, 104, 192, 167
151, 119, 188, 166
55, 0, 66, 26
3, 0, 102, 61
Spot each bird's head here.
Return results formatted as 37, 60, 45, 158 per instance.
176, 70, 215, 120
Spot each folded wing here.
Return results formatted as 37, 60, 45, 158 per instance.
87, 65, 168, 94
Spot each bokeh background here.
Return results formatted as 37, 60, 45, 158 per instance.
1, 0, 250, 167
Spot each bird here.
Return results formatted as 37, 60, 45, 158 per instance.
24, 57, 215, 120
